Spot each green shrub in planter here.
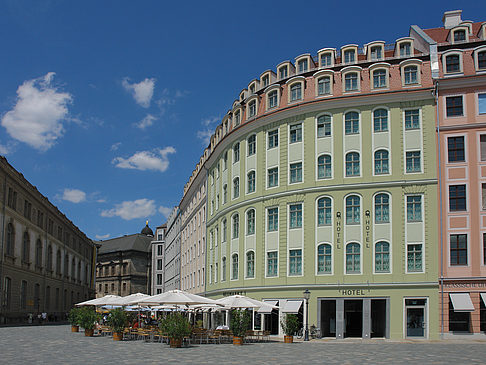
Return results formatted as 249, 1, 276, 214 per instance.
230, 309, 251, 338
159, 313, 192, 341
280, 314, 300, 336
78, 307, 100, 330
68, 307, 82, 326
106, 308, 128, 333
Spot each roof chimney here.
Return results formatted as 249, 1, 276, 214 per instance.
442, 10, 462, 29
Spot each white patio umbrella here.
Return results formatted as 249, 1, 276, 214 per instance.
75, 294, 121, 306
215, 295, 277, 309
114, 293, 151, 306
137, 289, 221, 307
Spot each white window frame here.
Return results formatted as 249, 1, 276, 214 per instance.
287, 77, 305, 103
400, 59, 422, 87
341, 66, 362, 93
442, 50, 463, 76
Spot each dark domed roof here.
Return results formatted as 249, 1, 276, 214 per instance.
141, 221, 153, 236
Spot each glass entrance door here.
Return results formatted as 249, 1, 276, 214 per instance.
406, 306, 425, 337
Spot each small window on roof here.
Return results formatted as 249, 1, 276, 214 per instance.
298, 59, 308, 73
262, 75, 269, 87
344, 50, 355, 64
321, 53, 332, 67
250, 84, 255, 94
399, 43, 411, 57
370, 46, 382, 60
453, 29, 466, 43
279, 66, 288, 79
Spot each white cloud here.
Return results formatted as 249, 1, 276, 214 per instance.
158, 206, 172, 218
101, 198, 156, 220
122, 77, 155, 108
110, 142, 121, 151
135, 114, 156, 130
202, 116, 220, 126
112, 147, 176, 172
0, 142, 15, 155
95, 234, 110, 240
1, 72, 72, 151
196, 129, 213, 146
61, 188, 86, 203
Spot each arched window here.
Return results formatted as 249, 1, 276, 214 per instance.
345, 152, 360, 176
222, 219, 227, 242
246, 209, 255, 235
47, 245, 53, 271
247, 171, 255, 193
233, 177, 240, 199
317, 197, 332, 226
6, 223, 14, 256
404, 65, 418, 85
246, 251, 255, 278
478, 50, 486, 70
317, 114, 331, 137
232, 253, 239, 280
374, 150, 389, 175
346, 195, 360, 224
372, 69, 387, 88
56, 250, 61, 274
317, 155, 332, 179
221, 257, 226, 281
22, 232, 30, 263
317, 76, 331, 95
346, 243, 360, 273
373, 109, 388, 132
64, 254, 69, 277
375, 241, 390, 273
344, 72, 358, 91
317, 244, 332, 273
248, 100, 257, 118
445, 54, 460, 73
232, 214, 239, 239
35, 239, 42, 268
268, 90, 278, 109
344, 112, 359, 134
375, 194, 390, 223
290, 83, 302, 101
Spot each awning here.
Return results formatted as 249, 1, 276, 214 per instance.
449, 293, 474, 312
480, 293, 486, 306
281, 300, 303, 314
258, 300, 278, 313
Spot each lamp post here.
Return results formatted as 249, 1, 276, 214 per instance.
303, 289, 310, 341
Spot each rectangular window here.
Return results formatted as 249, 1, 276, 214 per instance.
289, 124, 302, 143
20, 280, 27, 309
448, 136, 465, 162
317, 115, 331, 137
344, 73, 358, 91
406, 151, 421, 173
267, 252, 278, 277
404, 109, 420, 129
446, 96, 463, 117
289, 162, 302, 183
267, 208, 278, 232
407, 244, 423, 272
479, 93, 486, 115
289, 204, 302, 229
449, 185, 466, 211
373, 69, 387, 88
446, 54, 461, 73
157, 274, 162, 285
298, 59, 308, 73
482, 184, 486, 210
157, 259, 163, 270
450, 234, 467, 265
407, 196, 422, 222
289, 249, 302, 275
370, 46, 382, 60
248, 135, 256, 156
223, 184, 227, 204
481, 135, 486, 161
317, 77, 331, 95
268, 167, 278, 188
268, 91, 278, 108
344, 50, 355, 64
279, 66, 288, 79
321, 53, 332, 66
400, 43, 411, 57
268, 130, 278, 149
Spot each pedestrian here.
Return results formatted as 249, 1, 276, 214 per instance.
41, 312, 47, 324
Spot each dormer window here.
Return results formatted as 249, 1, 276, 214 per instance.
234, 110, 241, 126
404, 65, 418, 85
298, 59, 308, 73
317, 76, 331, 95
474, 47, 486, 71
453, 29, 466, 42
445, 53, 461, 74
262, 75, 269, 87
372, 69, 386, 88
370, 46, 382, 61
267, 90, 278, 109
400, 43, 411, 57
321, 53, 332, 67
249, 85, 255, 94
248, 100, 257, 118
344, 50, 356, 64
344, 72, 358, 91
279, 66, 288, 79
290, 83, 302, 101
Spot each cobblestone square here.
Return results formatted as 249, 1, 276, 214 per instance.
1, 325, 486, 364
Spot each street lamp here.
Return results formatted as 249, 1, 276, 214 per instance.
303, 289, 310, 341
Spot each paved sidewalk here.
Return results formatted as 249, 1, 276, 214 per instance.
1, 325, 486, 364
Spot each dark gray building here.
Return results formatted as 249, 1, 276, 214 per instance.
95, 224, 153, 297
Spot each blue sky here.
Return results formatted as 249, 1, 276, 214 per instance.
0, 1, 484, 240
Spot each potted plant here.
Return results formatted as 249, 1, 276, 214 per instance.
159, 312, 192, 348
106, 308, 128, 341
78, 307, 100, 337
68, 307, 81, 332
281, 314, 300, 343
230, 309, 251, 345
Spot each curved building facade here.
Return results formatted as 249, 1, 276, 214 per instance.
202, 33, 439, 339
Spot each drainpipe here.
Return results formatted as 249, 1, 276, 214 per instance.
434, 80, 445, 339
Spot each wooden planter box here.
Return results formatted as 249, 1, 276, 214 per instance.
232, 336, 243, 345
113, 332, 123, 341
84, 329, 94, 337
71, 325, 79, 333
284, 335, 293, 343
